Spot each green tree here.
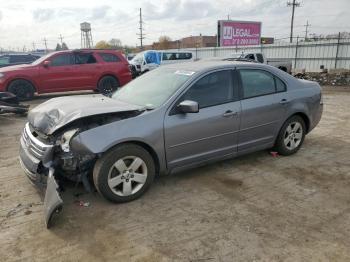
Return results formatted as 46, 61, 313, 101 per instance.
95, 41, 112, 49
61, 42, 69, 50
108, 38, 122, 50
158, 36, 172, 50
55, 43, 62, 51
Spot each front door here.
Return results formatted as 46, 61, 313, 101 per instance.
39, 53, 77, 92
164, 69, 241, 170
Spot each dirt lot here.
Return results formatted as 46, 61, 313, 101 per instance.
0, 88, 349, 262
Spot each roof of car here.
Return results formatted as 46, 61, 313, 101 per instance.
163, 60, 265, 73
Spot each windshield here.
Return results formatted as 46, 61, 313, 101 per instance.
130, 52, 144, 64
31, 53, 52, 65
112, 67, 194, 108
230, 53, 244, 58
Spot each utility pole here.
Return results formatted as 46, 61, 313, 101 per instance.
287, 0, 300, 43
304, 20, 311, 41
227, 14, 230, 20
43, 38, 48, 52
32, 42, 36, 51
59, 34, 64, 45
137, 8, 145, 49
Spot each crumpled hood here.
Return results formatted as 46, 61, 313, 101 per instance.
28, 94, 143, 135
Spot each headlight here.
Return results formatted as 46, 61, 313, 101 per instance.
60, 129, 78, 152
0, 73, 4, 78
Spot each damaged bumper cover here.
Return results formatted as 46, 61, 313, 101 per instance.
43, 168, 63, 228
19, 123, 62, 228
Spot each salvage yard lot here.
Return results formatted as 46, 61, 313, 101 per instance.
0, 88, 350, 261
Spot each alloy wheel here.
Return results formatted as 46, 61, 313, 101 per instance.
284, 122, 303, 150
107, 156, 148, 197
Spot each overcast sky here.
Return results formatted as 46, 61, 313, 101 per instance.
0, 0, 349, 50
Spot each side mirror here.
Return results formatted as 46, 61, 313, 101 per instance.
177, 100, 199, 114
43, 60, 51, 68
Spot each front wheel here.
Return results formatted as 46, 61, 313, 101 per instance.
93, 144, 155, 203
275, 116, 306, 156
7, 79, 35, 101
97, 76, 119, 96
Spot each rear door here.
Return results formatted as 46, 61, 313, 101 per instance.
237, 68, 287, 153
39, 53, 77, 92
73, 52, 99, 89
164, 69, 241, 170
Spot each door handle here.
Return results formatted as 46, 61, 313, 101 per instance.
279, 99, 289, 104
223, 110, 238, 117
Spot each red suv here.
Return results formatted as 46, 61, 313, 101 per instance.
0, 49, 132, 100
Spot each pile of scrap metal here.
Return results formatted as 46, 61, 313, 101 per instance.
0, 92, 29, 115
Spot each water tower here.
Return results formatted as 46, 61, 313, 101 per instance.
80, 22, 93, 49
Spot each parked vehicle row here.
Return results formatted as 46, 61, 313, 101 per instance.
228, 52, 292, 73
129, 50, 194, 75
0, 54, 41, 68
0, 49, 132, 100
18, 60, 323, 227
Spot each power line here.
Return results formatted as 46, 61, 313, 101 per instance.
42, 38, 48, 52
287, 0, 301, 43
59, 34, 64, 45
137, 8, 146, 49
304, 20, 311, 41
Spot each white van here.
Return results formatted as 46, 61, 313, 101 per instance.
130, 50, 194, 75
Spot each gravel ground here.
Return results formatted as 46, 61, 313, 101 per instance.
0, 88, 349, 262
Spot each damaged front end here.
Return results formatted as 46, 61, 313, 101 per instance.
19, 96, 145, 228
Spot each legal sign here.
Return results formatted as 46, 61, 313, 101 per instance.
218, 20, 262, 46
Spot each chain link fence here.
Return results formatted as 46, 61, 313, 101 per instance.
169, 36, 350, 73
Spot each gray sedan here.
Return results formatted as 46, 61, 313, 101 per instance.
19, 61, 323, 226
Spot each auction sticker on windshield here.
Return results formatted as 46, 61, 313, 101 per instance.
174, 70, 195, 76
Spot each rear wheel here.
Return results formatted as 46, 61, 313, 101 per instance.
275, 116, 306, 156
97, 76, 119, 96
7, 79, 35, 101
93, 144, 155, 203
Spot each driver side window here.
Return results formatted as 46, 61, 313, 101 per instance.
181, 70, 234, 109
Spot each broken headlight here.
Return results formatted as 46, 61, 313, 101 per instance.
60, 129, 78, 152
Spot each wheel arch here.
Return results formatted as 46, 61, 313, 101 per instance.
97, 74, 120, 86
6, 78, 37, 92
102, 141, 161, 176
290, 112, 310, 133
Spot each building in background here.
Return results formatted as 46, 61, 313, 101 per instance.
180, 35, 217, 48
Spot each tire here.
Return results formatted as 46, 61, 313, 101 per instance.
97, 76, 119, 96
275, 115, 306, 156
93, 144, 155, 203
7, 79, 35, 101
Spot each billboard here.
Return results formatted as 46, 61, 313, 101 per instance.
217, 20, 261, 47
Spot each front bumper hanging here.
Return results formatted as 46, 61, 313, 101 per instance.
43, 168, 63, 229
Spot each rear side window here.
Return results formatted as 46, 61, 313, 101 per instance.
162, 52, 192, 61
275, 77, 287, 92
239, 69, 287, 98
239, 69, 275, 98
75, 53, 96, 64
9, 56, 27, 63
182, 70, 233, 108
0, 56, 10, 65
256, 53, 264, 63
51, 54, 74, 66
99, 53, 121, 63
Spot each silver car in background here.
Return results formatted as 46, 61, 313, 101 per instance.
19, 61, 323, 227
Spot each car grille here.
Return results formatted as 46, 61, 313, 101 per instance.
22, 123, 53, 160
